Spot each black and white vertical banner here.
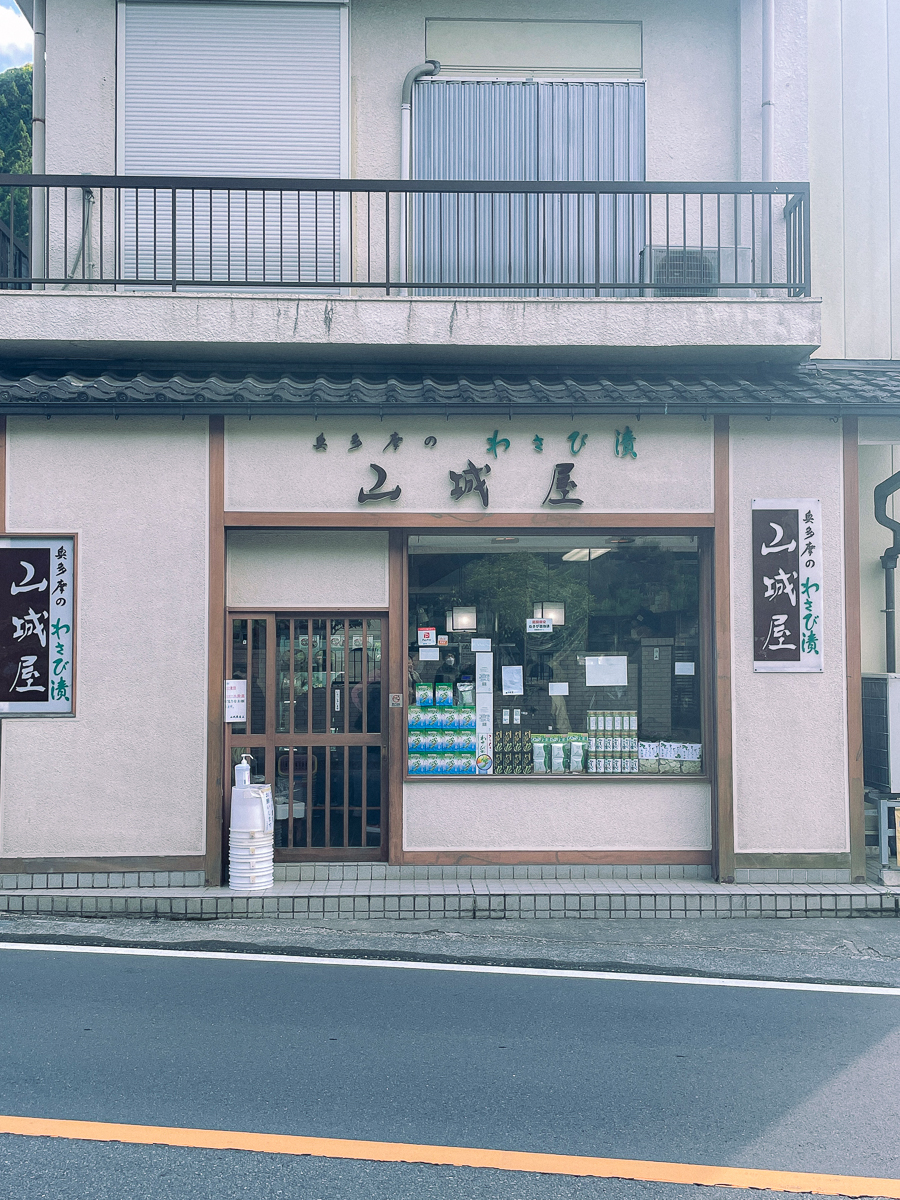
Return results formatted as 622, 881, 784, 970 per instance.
0, 537, 75, 714
752, 499, 823, 673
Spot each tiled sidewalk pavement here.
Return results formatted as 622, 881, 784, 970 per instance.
0, 878, 897, 919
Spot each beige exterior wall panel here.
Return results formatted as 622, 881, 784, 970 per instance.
227, 530, 389, 609
225, 415, 714, 515
353, 0, 741, 182
730, 417, 849, 855
0, 417, 209, 858
46, 0, 116, 173
403, 780, 711, 852
0, 294, 822, 367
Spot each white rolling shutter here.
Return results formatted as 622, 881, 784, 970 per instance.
119, 2, 346, 286
411, 80, 645, 296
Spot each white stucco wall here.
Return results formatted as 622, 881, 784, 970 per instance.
225, 415, 714, 514
45, 0, 117, 173
45, 0, 750, 182
353, 0, 743, 182
729, 417, 849, 856
0, 417, 209, 858
227, 530, 389, 608
403, 779, 711, 851
809, 0, 900, 359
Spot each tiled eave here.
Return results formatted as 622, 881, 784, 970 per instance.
0, 363, 899, 418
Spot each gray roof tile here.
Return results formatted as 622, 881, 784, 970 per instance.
0, 363, 899, 415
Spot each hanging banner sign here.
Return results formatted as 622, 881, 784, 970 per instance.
752, 499, 823, 673
0, 536, 75, 714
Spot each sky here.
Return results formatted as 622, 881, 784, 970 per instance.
0, 2, 32, 74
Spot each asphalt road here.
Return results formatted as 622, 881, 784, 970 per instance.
1, 941, 900, 1198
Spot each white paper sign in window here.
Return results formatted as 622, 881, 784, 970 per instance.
585, 655, 629, 686
225, 679, 247, 723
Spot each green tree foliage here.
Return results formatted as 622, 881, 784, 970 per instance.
0, 64, 32, 243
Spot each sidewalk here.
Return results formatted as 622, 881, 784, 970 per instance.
1, 872, 896, 920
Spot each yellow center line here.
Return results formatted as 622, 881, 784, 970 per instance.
0, 1115, 897, 1197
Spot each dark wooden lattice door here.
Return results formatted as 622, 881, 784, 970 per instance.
226, 614, 387, 860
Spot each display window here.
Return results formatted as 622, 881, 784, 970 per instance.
406, 533, 706, 778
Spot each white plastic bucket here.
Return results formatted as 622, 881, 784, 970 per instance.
229, 781, 275, 891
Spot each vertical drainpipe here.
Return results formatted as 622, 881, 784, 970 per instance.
399, 59, 440, 287
761, 0, 775, 181
31, 0, 47, 285
760, 0, 775, 288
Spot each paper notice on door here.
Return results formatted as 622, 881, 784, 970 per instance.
224, 679, 247, 722
501, 665, 524, 695
476, 653, 494, 693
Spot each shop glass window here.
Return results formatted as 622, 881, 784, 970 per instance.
407, 534, 704, 777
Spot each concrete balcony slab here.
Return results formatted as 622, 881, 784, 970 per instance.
0, 292, 821, 367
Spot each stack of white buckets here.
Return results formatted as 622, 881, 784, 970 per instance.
229, 754, 275, 892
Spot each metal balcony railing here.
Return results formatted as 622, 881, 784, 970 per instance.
0, 175, 811, 297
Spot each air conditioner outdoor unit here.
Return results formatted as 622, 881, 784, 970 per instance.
863, 673, 900, 793
640, 246, 753, 298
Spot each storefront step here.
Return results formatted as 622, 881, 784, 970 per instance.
0, 880, 896, 920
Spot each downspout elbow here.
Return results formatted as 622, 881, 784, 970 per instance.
402, 58, 440, 109
401, 60, 440, 180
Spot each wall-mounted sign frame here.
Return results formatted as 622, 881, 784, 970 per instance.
0, 535, 76, 715
752, 499, 823, 673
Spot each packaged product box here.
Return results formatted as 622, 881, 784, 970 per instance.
434, 682, 454, 706
567, 735, 587, 773
407, 752, 432, 775
451, 731, 477, 752
587, 755, 599, 773
658, 757, 681, 775
456, 706, 477, 731
532, 743, 548, 774
611, 736, 623, 754
415, 682, 434, 707
627, 710, 638, 732
609, 756, 622, 774
680, 759, 702, 774
681, 743, 702, 761
456, 681, 476, 707
613, 712, 624, 733
550, 741, 567, 773
658, 742, 678, 760
407, 705, 428, 729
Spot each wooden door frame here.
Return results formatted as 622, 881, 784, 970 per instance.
223, 609, 390, 864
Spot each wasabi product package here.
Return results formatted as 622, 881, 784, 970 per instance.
450, 731, 477, 752
434, 682, 454, 706
407, 705, 428, 729
456, 706, 477, 731
567, 735, 587, 774
415, 682, 434, 707
532, 742, 547, 774
456, 681, 475, 708
550, 741, 567, 773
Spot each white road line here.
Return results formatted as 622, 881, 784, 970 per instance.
1, 940, 898, 997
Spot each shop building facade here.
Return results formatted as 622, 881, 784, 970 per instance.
0, 0, 895, 886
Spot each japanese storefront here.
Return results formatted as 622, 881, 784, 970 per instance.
221, 409, 723, 871
0, 382, 858, 886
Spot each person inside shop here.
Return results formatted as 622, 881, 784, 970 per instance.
407, 646, 423, 705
